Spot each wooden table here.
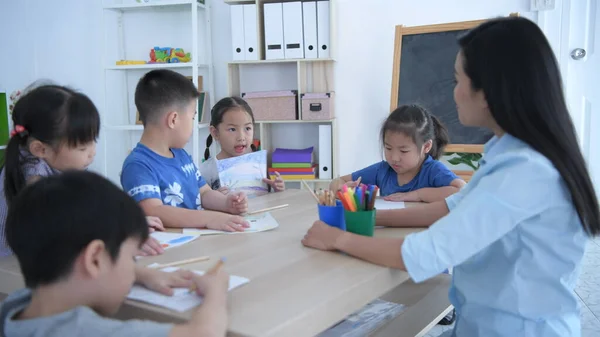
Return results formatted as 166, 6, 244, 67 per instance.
0, 190, 452, 337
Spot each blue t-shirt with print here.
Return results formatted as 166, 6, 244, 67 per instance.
351, 156, 458, 196
121, 143, 207, 210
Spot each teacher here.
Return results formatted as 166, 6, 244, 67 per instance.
302, 16, 599, 337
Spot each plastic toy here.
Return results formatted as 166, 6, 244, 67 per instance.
149, 47, 191, 63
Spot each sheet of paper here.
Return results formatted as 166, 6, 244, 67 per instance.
182, 212, 280, 236
217, 150, 268, 198
150, 232, 199, 250
374, 199, 405, 210
127, 267, 249, 312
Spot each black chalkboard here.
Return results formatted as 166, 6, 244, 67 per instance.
395, 29, 493, 145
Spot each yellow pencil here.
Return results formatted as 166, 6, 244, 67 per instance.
189, 257, 226, 293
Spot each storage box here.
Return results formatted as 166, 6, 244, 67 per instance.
241, 90, 298, 121
301, 92, 334, 120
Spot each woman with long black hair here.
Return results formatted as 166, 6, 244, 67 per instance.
302, 16, 600, 336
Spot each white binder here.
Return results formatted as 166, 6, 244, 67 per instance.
316, 0, 330, 59
318, 124, 332, 179
243, 4, 258, 61
283, 2, 304, 59
302, 1, 318, 59
264, 3, 285, 60
230, 5, 245, 61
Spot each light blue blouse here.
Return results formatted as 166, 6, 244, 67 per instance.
402, 134, 588, 337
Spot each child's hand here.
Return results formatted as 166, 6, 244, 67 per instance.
137, 268, 194, 296
383, 191, 420, 202
138, 236, 165, 256
146, 216, 165, 232
226, 191, 248, 214
217, 185, 230, 195
302, 220, 344, 251
263, 172, 285, 192
344, 176, 362, 189
208, 214, 250, 232
191, 266, 229, 297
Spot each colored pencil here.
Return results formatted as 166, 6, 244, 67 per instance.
150, 256, 210, 269
189, 257, 226, 293
247, 204, 289, 215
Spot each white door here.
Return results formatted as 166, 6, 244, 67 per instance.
563, 0, 600, 193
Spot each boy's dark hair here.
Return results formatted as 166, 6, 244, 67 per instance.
135, 69, 200, 125
3, 84, 100, 204
204, 96, 256, 160
381, 104, 449, 160
6, 171, 149, 288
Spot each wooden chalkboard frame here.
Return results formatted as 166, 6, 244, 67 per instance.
390, 14, 519, 154
390, 19, 486, 153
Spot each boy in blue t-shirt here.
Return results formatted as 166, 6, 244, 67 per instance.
121, 70, 249, 231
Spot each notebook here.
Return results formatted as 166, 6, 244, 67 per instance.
127, 266, 249, 312
182, 212, 279, 236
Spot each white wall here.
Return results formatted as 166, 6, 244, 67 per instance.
0, 0, 537, 175
209, 0, 537, 175
0, 0, 104, 171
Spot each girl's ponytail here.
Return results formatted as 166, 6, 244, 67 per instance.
429, 115, 450, 160
204, 134, 213, 161
3, 132, 28, 203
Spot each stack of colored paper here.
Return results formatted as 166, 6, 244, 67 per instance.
269, 147, 317, 180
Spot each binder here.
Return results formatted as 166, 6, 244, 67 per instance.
318, 124, 332, 179
230, 5, 245, 61
243, 4, 258, 61
264, 3, 285, 60
282, 1, 304, 59
316, 0, 330, 59
302, 1, 318, 59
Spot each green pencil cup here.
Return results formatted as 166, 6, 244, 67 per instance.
344, 209, 376, 237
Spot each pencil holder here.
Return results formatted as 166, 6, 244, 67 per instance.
318, 200, 346, 231
344, 209, 376, 237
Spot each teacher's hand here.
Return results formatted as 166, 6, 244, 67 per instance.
302, 220, 344, 251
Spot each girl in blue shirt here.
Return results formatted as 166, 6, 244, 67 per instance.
303, 17, 600, 337
329, 104, 465, 203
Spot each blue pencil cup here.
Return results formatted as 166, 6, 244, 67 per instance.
318, 200, 346, 231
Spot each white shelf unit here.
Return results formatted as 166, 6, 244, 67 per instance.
101, 0, 215, 185
225, 0, 338, 188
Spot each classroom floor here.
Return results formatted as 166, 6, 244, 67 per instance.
424, 236, 600, 337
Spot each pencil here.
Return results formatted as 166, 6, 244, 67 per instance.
247, 204, 289, 215
189, 257, 226, 293
301, 179, 320, 203
149, 256, 210, 269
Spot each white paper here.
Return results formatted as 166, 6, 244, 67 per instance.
127, 267, 249, 312
182, 212, 279, 236
150, 232, 199, 250
374, 199, 405, 210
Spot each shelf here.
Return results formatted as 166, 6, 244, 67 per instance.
106, 125, 144, 131
257, 119, 334, 124
105, 63, 209, 70
223, 0, 255, 4
280, 179, 332, 183
106, 123, 208, 131
104, 0, 205, 11
229, 58, 334, 65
